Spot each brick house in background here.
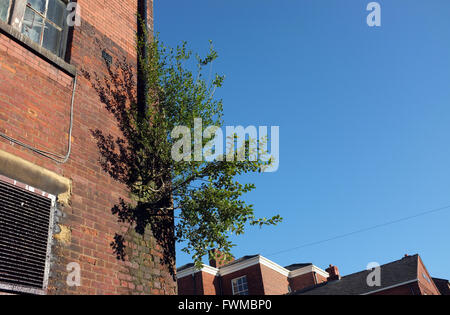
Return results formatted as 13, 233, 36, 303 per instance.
178, 253, 448, 295
0, 0, 176, 294
294, 254, 443, 295
177, 253, 329, 295
432, 277, 450, 295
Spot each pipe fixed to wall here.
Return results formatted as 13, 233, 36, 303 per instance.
137, 0, 149, 116
0, 74, 77, 164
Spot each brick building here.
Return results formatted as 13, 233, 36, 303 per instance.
293, 254, 444, 295
0, 0, 176, 294
178, 253, 448, 295
432, 277, 450, 295
177, 253, 329, 295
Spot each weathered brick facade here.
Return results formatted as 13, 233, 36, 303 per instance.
0, 0, 177, 295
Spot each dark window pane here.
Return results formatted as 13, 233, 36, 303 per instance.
232, 276, 249, 295
47, 0, 65, 27
22, 7, 44, 44
27, 0, 46, 14
43, 21, 61, 55
0, 0, 10, 22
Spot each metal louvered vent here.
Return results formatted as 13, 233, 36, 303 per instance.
0, 179, 53, 293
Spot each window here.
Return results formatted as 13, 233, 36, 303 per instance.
0, 177, 55, 294
231, 276, 249, 295
22, 0, 67, 55
0, 0, 69, 58
0, 0, 11, 22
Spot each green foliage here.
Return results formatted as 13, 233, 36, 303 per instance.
92, 31, 282, 269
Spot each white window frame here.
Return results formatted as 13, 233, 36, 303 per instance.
231, 275, 249, 295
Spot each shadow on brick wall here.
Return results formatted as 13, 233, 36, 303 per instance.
81, 57, 176, 280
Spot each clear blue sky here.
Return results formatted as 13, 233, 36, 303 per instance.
155, 0, 450, 279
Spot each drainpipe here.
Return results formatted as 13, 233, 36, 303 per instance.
192, 273, 197, 295
137, 0, 149, 117
218, 275, 223, 295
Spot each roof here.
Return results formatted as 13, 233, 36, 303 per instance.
284, 263, 312, 271
293, 254, 420, 295
177, 263, 195, 272
220, 255, 259, 268
176, 255, 259, 273
432, 278, 450, 295
176, 254, 329, 281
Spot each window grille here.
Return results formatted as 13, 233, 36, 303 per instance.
0, 177, 55, 294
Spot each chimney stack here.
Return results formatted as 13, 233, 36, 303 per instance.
209, 249, 234, 268
326, 264, 341, 281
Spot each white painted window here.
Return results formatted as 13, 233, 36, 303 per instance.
231, 276, 249, 295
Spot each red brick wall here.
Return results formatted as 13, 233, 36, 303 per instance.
178, 273, 204, 295
316, 273, 328, 283
177, 264, 331, 295
221, 265, 265, 295
177, 271, 221, 295
259, 264, 289, 295
289, 272, 315, 292
0, 0, 176, 295
371, 282, 420, 295
417, 256, 441, 295
201, 272, 220, 295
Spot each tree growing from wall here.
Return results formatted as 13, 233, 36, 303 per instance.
85, 33, 282, 273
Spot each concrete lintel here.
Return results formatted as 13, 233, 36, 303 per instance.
0, 149, 71, 204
